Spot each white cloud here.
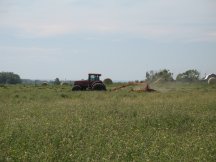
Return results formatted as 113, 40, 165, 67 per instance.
0, 46, 59, 52
187, 31, 216, 42
0, 0, 215, 42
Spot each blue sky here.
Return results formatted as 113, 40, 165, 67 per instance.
0, 0, 216, 80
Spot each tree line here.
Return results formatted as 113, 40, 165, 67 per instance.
146, 69, 200, 82
0, 69, 203, 85
0, 72, 21, 84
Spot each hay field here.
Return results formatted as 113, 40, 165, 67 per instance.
0, 83, 216, 161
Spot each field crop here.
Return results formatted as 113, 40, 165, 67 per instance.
0, 83, 216, 161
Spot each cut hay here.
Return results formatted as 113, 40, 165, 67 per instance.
153, 78, 164, 84
61, 82, 69, 86
205, 74, 216, 80
131, 84, 156, 93
112, 82, 156, 92
208, 77, 216, 84
41, 82, 48, 86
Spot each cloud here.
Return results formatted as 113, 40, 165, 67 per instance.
187, 31, 216, 42
0, 46, 61, 56
0, 0, 215, 42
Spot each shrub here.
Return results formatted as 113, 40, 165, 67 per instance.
54, 78, 61, 85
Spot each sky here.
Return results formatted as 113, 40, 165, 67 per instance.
0, 0, 216, 81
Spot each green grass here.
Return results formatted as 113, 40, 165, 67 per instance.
0, 83, 216, 161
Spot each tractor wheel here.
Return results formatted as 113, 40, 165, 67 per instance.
72, 85, 81, 91
92, 83, 106, 91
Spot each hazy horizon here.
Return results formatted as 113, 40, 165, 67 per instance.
1, 0, 216, 81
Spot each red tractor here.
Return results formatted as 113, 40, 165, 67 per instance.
72, 73, 106, 91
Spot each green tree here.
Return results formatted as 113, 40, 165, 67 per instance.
176, 69, 200, 82
54, 78, 61, 85
0, 72, 21, 84
157, 69, 174, 81
146, 69, 173, 82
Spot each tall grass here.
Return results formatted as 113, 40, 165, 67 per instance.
0, 83, 216, 161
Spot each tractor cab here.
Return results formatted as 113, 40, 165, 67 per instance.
88, 73, 101, 82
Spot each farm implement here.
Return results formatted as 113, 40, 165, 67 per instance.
72, 73, 156, 92
111, 82, 156, 92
